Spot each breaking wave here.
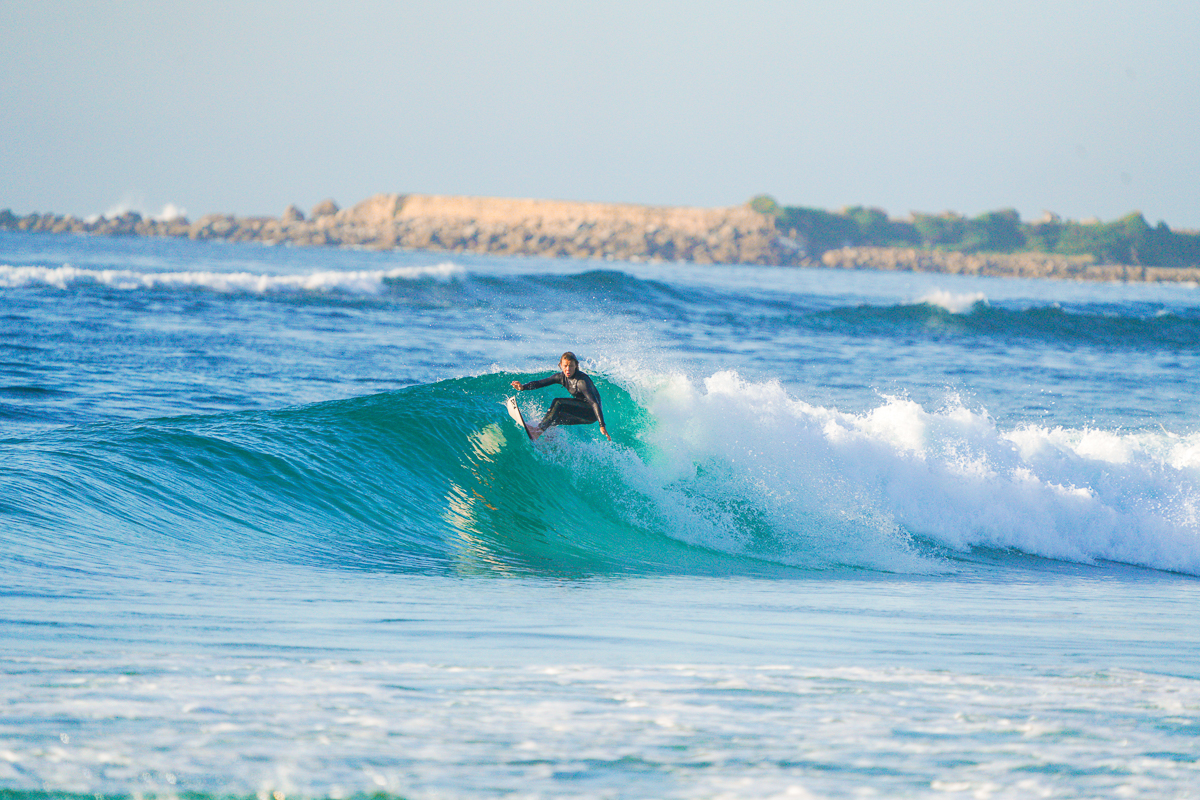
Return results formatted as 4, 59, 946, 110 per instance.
5, 372, 1199, 580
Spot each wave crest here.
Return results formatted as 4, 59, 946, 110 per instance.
916, 289, 988, 313
0, 263, 463, 293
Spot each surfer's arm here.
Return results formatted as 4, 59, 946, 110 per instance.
516, 374, 563, 392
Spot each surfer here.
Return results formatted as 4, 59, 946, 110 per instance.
511, 352, 611, 441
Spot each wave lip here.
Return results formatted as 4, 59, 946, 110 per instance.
0, 263, 463, 293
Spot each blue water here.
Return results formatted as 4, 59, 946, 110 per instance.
3, 230, 1200, 798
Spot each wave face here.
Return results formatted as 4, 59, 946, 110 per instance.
8, 371, 1200, 579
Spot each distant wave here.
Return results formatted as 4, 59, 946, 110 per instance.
0, 262, 463, 293
5, 262, 1199, 350
916, 289, 988, 313
814, 298, 1200, 349
5, 371, 1200, 579
503, 273, 1200, 351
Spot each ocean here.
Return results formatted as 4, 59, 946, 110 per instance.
2, 230, 1199, 799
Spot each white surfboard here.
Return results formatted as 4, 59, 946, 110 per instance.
504, 396, 539, 441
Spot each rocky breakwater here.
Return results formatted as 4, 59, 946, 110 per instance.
0, 208, 193, 238
316, 194, 793, 265
10, 200, 1199, 282
821, 246, 1200, 284
0, 196, 795, 266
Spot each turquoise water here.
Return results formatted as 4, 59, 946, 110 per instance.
3, 231, 1200, 798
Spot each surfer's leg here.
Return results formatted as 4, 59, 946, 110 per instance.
537, 398, 596, 431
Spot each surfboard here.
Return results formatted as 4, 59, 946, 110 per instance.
504, 396, 539, 441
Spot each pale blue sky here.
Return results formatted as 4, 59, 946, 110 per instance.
3, 0, 1197, 227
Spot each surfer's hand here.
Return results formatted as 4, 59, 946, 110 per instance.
600, 425, 611, 441
511, 380, 522, 391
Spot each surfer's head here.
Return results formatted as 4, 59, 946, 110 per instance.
560, 351, 579, 377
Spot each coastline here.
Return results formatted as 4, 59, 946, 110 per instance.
4, 193, 1199, 283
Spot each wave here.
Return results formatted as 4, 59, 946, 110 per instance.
812, 297, 1200, 350
6, 262, 1199, 350
5, 372, 1200, 579
0, 262, 463, 293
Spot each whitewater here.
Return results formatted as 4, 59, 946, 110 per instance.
3, 230, 1200, 799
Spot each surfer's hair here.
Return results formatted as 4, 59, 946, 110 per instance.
560, 351, 579, 366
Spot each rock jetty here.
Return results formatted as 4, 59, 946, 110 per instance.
4, 196, 1199, 283
0, 195, 788, 266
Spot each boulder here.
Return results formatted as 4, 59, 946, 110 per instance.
310, 199, 339, 219
282, 204, 306, 223
107, 211, 143, 236
190, 214, 237, 239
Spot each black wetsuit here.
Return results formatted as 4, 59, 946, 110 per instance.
519, 370, 606, 432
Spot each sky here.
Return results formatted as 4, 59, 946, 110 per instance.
2, 0, 1198, 228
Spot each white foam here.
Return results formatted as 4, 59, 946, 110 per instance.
0, 263, 463, 293
916, 289, 988, 313
102, 193, 144, 219
153, 203, 187, 222
5, 654, 1199, 798
611, 370, 1200, 574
